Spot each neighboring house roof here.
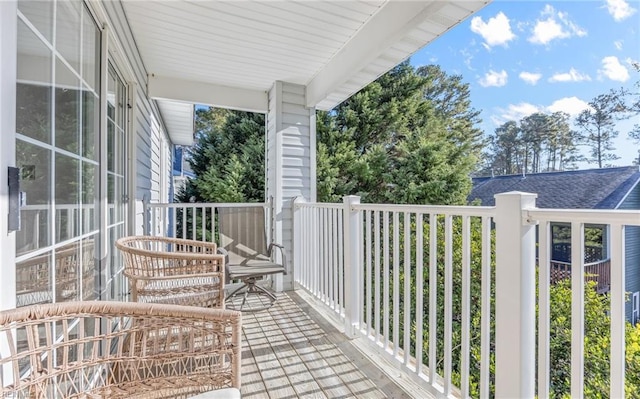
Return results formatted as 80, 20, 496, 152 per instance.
469, 166, 640, 209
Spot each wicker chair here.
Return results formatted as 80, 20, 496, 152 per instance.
0, 301, 241, 398
115, 236, 225, 308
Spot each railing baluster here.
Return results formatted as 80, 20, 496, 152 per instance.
366, 210, 372, 337
374, 210, 381, 345
480, 215, 491, 399
415, 213, 423, 376
338, 207, 344, 317
333, 208, 339, 311
461, 215, 471, 397
403, 212, 411, 367
444, 214, 453, 397
538, 220, 551, 399
428, 213, 437, 385
610, 223, 625, 399
383, 211, 390, 352
393, 211, 400, 358
570, 222, 584, 399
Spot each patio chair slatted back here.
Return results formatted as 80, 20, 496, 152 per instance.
218, 207, 269, 267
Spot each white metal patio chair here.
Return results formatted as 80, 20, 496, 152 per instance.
218, 206, 287, 312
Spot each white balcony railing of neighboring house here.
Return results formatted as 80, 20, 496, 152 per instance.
145, 193, 640, 398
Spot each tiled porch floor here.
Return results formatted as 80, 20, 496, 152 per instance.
240, 291, 410, 398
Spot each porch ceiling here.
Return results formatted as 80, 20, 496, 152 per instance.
121, 0, 489, 144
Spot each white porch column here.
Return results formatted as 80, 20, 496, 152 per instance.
494, 191, 537, 398
266, 81, 316, 291
0, 0, 17, 312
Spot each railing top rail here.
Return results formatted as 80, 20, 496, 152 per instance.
294, 202, 344, 210
549, 258, 611, 267
527, 208, 640, 226
352, 203, 496, 217
146, 202, 268, 209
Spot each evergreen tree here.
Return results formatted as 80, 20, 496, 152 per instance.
576, 92, 622, 168
317, 61, 483, 205
177, 108, 265, 203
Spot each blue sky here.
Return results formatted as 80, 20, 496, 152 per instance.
411, 0, 640, 168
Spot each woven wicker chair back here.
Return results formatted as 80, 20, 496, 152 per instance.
0, 301, 241, 398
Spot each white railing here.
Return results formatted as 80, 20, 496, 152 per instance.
294, 195, 496, 398
293, 193, 640, 399
142, 200, 269, 241
145, 194, 640, 398
528, 208, 637, 399
293, 199, 346, 320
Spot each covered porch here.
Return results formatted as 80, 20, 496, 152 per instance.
2, 0, 639, 398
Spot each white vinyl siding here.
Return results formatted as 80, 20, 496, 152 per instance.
267, 81, 314, 289
100, 1, 171, 233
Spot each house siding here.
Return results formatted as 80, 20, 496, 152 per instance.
267, 81, 314, 289
101, 1, 171, 234
618, 182, 640, 321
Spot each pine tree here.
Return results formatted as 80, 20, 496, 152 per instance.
177, 108, 265, 203
317, 61, 483, 205
576, 92, 622, 168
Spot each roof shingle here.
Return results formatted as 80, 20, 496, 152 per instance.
469, 166, 640, 209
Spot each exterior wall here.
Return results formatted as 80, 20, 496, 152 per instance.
0, 0, 174, 310
618, 182, 640, 321
101, 1, 172, 234
267, 81, 315, 290
0, 0, 17, 311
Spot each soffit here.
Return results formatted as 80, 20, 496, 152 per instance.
121, 0, 489, 144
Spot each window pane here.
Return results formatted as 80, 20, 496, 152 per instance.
55, 154, 79, 243
82, 89, 99, 160
17, 20, 52, 143
82, 6, 100, 92
82, 162, 98, 234
107, 72, 116, 120
107, 173, 115, 225
56, 0, 81, 72
81, 236, 97, 300
107, 120, 114, 171
18, 0, 53, 43
16, 252, 52, 307
56, 242, 80, 302
109, 224, 126, 301
16, 140, 51, 254
55, 58, 80, 154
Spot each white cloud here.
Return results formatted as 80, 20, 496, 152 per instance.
599, 56, 630, 81
519, 71, 542, 85
491, 102, 541, 125
479, 70, 508, 87
605, 0, 636, 21
546, 97, 591, 116
491, 97, 592, 126
614, 40, 623, 50
470, 12, 516, 48
549, 68, 591, 83
528, 5, 587, 45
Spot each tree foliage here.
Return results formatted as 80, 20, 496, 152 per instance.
177, 108, 265, 203
317, 62, 484, 205
548, 279, 640, 398
481, 112, 580, 176
575, 92, 623, 168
